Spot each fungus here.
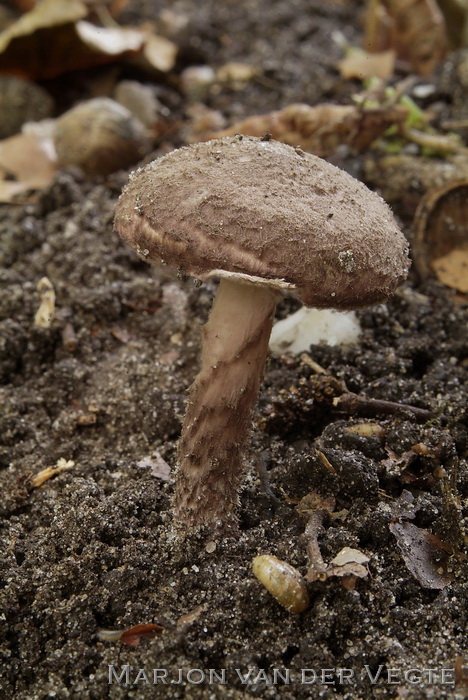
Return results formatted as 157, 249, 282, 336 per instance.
114, 135, 410, 531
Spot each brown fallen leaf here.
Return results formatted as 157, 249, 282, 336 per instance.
327, 547, 370, 581
364, 152, 468, 217
299, 493, 369, 586
34, 276, 55, 328
136, 451, 173, 481
9, 0, 37, 11
0, 76, 54, 139
111, 326, 131, 343
75, 20, 143, 55
98, 622, 164, 647
30, 458, 74, 488
432, 248, 468, 293
0, 0, 87, 78
76, 413, 97, 426
364, 0, 447, 76
182, 104, 226, 144
0, 0, 177, 79
400, 125, 464, 155
315, 449, 337, 475
209, 101, 408, 157
120, 623, 164, 646
454, 656, 468, 690
389, 520, 454, 589
141, 32, 178, 72
177, 605, 205, 627
216, 61, 259, 85
437, 0, 468, 50
0, 131, 57, 202
158, 349, 181, 366
412, 180, 468, 293
345, 422, 386, 439
338, 47, 396, 79
62, 322, 78, 351
108, 0, 130, 18
114, 80, 164, 128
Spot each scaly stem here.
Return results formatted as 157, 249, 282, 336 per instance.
174, 277, 279, 530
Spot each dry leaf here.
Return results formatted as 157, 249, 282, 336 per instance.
142, 33, 178, 72
158, 349, 180, 366
432, 247, 468, 293
136, 451, 173, 481
61, 322, 78, 352
389, 520, 454, 589
330, 547, 370, 567
98, 623, 164, 647
0, 0, 88, 78
327, 547, 370, 579
75, 20, 143, 54
120, 623, 164, 646
315, 450, 337, 475
364, 152, 468, 216
437, 0, 468, 49
338, 48, 396, 79
183, 104, 226, 143
107, 0, 130, 18
216, 62, 259, 84
0, 0, 176, 79
209, 101, 408, 157
111, 326, 131, 343
345, 422, 385, 439
30, 458, 74, 488
412, 180, 468, 293
0, 76, 54, 139
9, 0, 37, 11
400, 125, 464, 155
0, 0, 87, 45
114, 80, 163, 127
34, 276, 55, 328
76, 413, 96, 425
0, 131, 57, 202
0, 180, 28, 202
177, 605, 205, 627
454, 656, 468, 689
364, 0, 447, 76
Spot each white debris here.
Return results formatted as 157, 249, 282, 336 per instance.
269, 306, 361, 355
34, 276, 55, 328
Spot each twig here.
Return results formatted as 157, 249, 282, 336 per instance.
333, 392, 434, 421
297, 494, 335, 582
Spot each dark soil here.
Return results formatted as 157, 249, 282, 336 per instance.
0, 1, 466, 699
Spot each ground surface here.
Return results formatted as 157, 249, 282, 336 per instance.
0, 1, 467, 699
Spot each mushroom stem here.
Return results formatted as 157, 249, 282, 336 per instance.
174, 277, 279, 529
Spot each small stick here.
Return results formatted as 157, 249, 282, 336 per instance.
62, 322, 78, 352
254, 452, 281, 505
297, 494, 335, 582
333, 392, 434, 422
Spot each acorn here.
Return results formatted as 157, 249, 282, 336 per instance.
252, 555, 310, 613
54, 98, 151, 176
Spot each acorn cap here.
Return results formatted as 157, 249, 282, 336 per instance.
114, 136, 409, 309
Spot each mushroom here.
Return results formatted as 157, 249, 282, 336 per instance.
114, 135, 410, 531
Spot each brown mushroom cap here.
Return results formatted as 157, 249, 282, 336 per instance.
114, 136, 409, 309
